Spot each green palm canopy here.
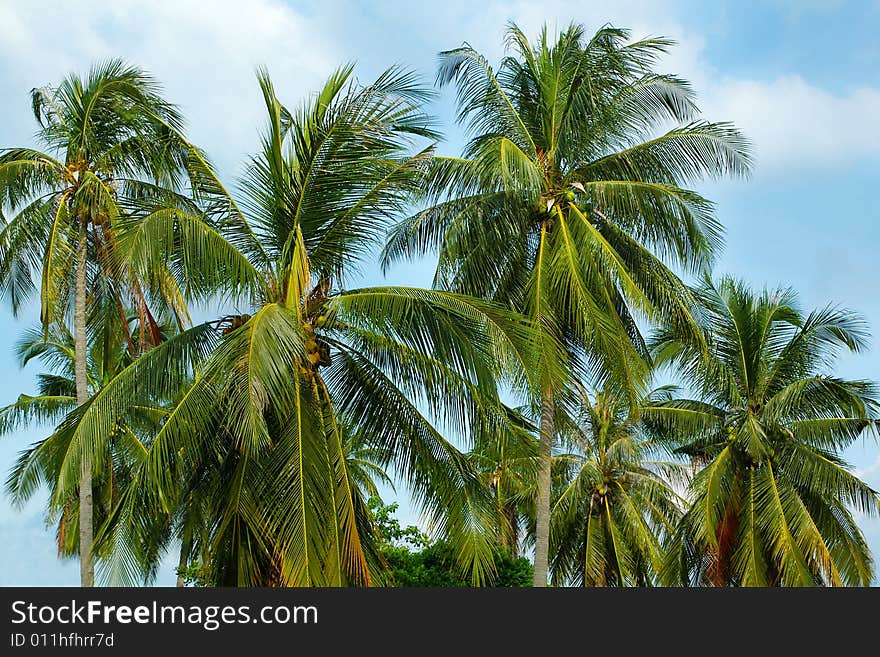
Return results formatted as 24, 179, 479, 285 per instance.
28, 65, 537, 586
382, 22, 752, 585
645, 276, 879, 586
550, 386, 684, 586
0, 60, 235, 585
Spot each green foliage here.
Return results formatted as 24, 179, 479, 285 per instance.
9, 64, 538, 588
647, 276, 880, 586
0, 59, 221, 334
0, 314, 178, 584
383, 21, 752, 585
384, 22, 753, 396
549, 387, 685, 586
1, 27, 876, 591
369, 498, 533, 587
176, 562, 210, 588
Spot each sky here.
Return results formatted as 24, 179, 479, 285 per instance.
0, 0, 879, 585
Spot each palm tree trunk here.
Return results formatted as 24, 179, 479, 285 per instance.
532, 387, 554, 587
74, 216, 94, 587
503, 502, 519, 559
176, 533, 191, 587
708, 506, 738, 587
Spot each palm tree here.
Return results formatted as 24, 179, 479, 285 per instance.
341, 420, 395, 501
549, 386, 684, 586
644, 276, 879, 586
467, 409, 538, 558
0, 60, 237, 585
45, 66, 535, 586
170, 420, 396, 587
1, 310, 175, 584
382, 23, 752, 585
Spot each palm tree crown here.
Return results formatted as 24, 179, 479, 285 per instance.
385, 23, 751, 353
550, 386, 684, 586
645, 276, 879, 586
0, 59, 201, 329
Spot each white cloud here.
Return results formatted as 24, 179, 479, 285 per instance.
0, 0, 340, 176
702, 76, 880, 171
5, 0, 876, 177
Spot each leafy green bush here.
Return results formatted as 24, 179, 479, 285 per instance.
369, 498, 532, 587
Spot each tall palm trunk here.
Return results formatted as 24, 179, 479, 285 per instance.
532, 387, 554, 586
708, 506, 738, 587
503, 502, 519, 559
74, 216, 94, 587
176, 533, 191, 587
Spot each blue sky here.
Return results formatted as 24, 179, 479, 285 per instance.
0, 0, 879, 585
